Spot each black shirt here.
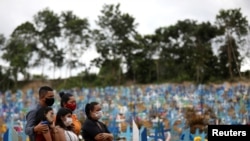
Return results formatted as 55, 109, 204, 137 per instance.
82, 118, 110, 141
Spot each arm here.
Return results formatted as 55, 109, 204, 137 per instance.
102, 122, 114, 141
94, 122, 113, 141
102, 133, 114, 141
25, 109, 50, 139
82, 120, 101, 140
53, 126, 66, 141
25, 110, 36, 136
43, 127, 52, 141
94, 133, 113, 141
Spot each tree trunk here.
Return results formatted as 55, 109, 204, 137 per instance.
227, 35, 233, 79
156, 60, 159, 82
230, 37, 242, 79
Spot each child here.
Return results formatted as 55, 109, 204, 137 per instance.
34, 106, 54, 141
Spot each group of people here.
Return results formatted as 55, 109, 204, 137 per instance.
24, 86, 114, 141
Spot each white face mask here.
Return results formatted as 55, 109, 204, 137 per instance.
95, 111, 103, 119
45, 111, 54, 123
64, 117, 73, 126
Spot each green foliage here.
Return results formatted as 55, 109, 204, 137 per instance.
0, 5, 250, 90
216, 8, 248, 36
94, 3, 138, 84
98, 59, 122, 85
218, 37, 241, 78
1, 22, 37, 86
0, 34, 5, 45
216, 8, 248, 79
242, 70, 250, 79
56, 76, 83, 90
61, 11, 90, 78
0, 66, 15, 91
32, 74, 49, 80
33, 8, 62, 77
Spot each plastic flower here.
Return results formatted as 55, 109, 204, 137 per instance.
194, 136, 202, 141
0, 124, 7, 133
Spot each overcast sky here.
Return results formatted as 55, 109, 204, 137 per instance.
0, 0, 250, 79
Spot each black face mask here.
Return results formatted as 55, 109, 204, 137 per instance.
45, 98, 55, 106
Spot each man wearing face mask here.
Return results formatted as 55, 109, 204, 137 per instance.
59, 91, 81, 136
82, 102, 114, 141
25, 86, 55, 141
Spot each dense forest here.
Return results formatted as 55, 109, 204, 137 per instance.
0, 4, 250, 91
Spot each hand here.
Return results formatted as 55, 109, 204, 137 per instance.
95, 133, 113, 141
71, 123, 75, 130
102, 133, 113, 141
94, 133, 103, 141
94, 133, 106, 141
34, 122, 49, 133
49, 123, 55, 129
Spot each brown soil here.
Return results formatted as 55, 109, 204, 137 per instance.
18, 80, 53, 94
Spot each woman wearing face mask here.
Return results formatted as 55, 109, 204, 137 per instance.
59, 92, 81, 136
53, 108, 79, 141
82, 102, 114, 141
34, 106, 54, 141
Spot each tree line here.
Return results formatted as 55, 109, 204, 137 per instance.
0, 4, 250, 90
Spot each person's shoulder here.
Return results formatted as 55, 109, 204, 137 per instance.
53, 125, 64, 134
26, 105, 42, 117
28, 104, 41, 111
55, 126, 64, 131
99, 121, 107, 126
83, 119, 93, 126
83, 118, 90, 123
82, 119, 95, 131
26, 108, 37, 116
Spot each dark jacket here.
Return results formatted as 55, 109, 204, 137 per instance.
82, 118, 110, 141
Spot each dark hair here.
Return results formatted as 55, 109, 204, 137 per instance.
59, 91, 73, 107
35, 106, 53, 125
85, 102, 99, 119
39, 86, 53, 98
55, 107, 73, 130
